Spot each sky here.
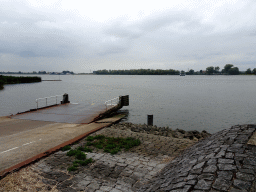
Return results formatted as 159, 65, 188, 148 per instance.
0, 0, 256, 73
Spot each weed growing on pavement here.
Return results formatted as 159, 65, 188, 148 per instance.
61, 145, 71, 151
66, 149, 93, 171
66, 135, 141, 171
84, 135, 141, 155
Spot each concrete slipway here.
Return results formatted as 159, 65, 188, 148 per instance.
0, 102, 125, 178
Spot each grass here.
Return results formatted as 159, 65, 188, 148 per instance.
61, 145, 71, 151
84, 135, 141, 155
66, 135, 141, 171
66, 148, 93, 171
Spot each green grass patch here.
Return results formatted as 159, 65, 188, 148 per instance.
75, 150, 86, 160
74, 158, 93, 166
67, 166, 78, 172
86, 141, 93, 146
66, 147, 93, 171
77, 146, 92, 152
66, 149, 77, 156
85, 135, 141, 155
66, 135, 141, 171
94, 135, 105, 140
61, 145, 71, 151
86, 136, 94, 141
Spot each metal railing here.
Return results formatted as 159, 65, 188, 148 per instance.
105, 97, 119, 110
36, 95, 62, 109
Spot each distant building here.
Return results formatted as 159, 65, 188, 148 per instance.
38, 71, 46, 74
62, 71, 74, 75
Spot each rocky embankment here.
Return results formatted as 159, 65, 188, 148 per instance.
139, 124, 256, 192
0, 122, 201, 192
113, 123, 211, 141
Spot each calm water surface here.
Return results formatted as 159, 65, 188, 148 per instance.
1, 75, 256, 133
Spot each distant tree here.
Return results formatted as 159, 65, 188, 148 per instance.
228, 67, 239, 75
252, 68, 256, 74
200, 70, 203, 74
206, 66, 214, 75
189, 69, 194, 75
223, 64, 234, 73
214, 66, 220, 73
246, 68, 252, 74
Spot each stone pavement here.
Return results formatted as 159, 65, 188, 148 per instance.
2, 123, 256, 192
138, 124, 256, 192
29, 125, 195, 192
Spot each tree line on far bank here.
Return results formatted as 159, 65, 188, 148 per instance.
95, 69, 180, 75
206, 64, 256, 75
94, 64, 256, 75
0, 75, 41, 90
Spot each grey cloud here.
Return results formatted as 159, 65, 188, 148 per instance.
19, 51, 36, 57
100, 11, 212, 57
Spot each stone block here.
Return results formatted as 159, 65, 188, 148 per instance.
212, 178, 232, 191
225, 152, 234, 159
233, 179, 251, 191
198, 173, 215, 181
218, 158, 234, 164
236, 172, 254, 181
194, 179, 212, 190
217, 164, 237, 171
193, 161, 205, 169
217, 171, 233, 180
203, 165, 217, 173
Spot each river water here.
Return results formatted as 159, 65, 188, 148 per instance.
1, 74, 255, 133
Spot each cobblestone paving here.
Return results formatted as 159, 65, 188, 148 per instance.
31, 126, 195, 191
33, 151, 169, 192
138, 124, 256, 192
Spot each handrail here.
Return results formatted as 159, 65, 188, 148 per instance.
105, 97, 119, 110
36, 95, 62, 109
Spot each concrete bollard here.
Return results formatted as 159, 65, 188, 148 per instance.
147, 115, 153, 126
120, 95, 129, 106
61, 93, 70, 104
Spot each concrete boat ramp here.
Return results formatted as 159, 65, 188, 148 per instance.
0, 95, 128, 177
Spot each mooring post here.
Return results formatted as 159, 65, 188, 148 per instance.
61, 93, 70, 104
120, 95, 129, 107
147, 114, 153, 126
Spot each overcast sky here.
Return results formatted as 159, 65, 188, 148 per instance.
1, 0, 255, 73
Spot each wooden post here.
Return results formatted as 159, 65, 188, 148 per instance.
147, 115, 153, 126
